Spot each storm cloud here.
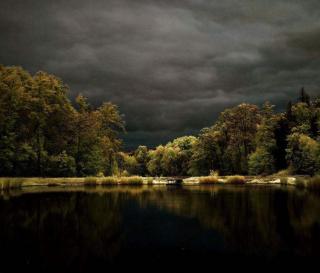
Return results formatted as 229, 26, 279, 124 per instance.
1, 0, 320, 149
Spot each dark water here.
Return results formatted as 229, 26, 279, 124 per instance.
1, 185, 320, 272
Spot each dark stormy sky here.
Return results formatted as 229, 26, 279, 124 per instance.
1, 0, 320, 149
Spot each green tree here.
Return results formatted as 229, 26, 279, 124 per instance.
160, 146, 180, 176
0, 65, 35, 175
299, 87, 310, 105
291, 102, 313, 135
117, 152, 138, 175
249, 148, 275, 175
45, 151, 76, 177
32, 71, 76, 175
216, 103, 260, 174
97, 102, 125, 175
147, 145, 165, 176
189, 129, 223, 176
249, 102, 277, 175
165, 136, 197, 176
286, 133, 319, 175
74, 95, 104, 176
134, 146, 149, 176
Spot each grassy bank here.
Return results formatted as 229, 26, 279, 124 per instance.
83, 176, 144, 186
0, 176, 145, 190
1, 175, 319, 191
198, 175, 246, 185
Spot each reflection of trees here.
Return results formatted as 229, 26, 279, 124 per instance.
0, 186, 320, 271
135, 186, 320, 257
0, 191, 125, 272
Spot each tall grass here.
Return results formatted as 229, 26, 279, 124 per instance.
0, 178, 24, 190
0, 176, 145, 188
100, 177, 117, 185
199, 176, 219, 184
118, 176, 143, 185
145, 177, 153, 185
226, 176, 246, 184
280, 177, 288, 185
99, 176, 143, 185
83, 177, 97, 186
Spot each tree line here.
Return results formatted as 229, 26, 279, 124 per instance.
119, 89, 320, 177
0, 65, 124, 177
1, 65, 320, 177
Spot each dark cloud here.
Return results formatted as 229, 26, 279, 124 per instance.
1, 0, 319, 149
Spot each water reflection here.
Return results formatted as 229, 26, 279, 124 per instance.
0, 186, 320, 271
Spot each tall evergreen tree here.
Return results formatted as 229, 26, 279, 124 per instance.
299, 87, 310, 106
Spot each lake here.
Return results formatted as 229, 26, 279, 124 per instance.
0, 185, 320, 272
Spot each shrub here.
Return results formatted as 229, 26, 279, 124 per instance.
275, 169, 292, 177
84, 177, 97, 186
209, 170, 219, 177
97, 172, 105, 177
248, 148, 275, 175
45, 151, 76, 177
226, 176, 246, 184
199, 176, 219, 184
117, 152, 138, 176
121, 170, 130, 177
286, 133, 319, 175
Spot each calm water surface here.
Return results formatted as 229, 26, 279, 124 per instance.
0, 185, 320, 272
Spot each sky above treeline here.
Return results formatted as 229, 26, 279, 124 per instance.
1, 0, 320, 149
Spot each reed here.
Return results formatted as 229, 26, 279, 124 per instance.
83, 177, 97, 186
226, 175, 246, 184
146, 177, 154, 185
280, 177, 288, 185
100, 177, 117, 185
119, 176, 143, 185
199, 176, 219, 184
0, 178, 24, 190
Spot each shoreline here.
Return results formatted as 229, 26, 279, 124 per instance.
0, 175, 314, 191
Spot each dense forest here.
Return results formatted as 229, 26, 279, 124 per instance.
1, 65, 320, 177
0, 65, 124, 177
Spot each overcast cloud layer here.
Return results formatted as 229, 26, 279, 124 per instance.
1, 0, 320, 149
